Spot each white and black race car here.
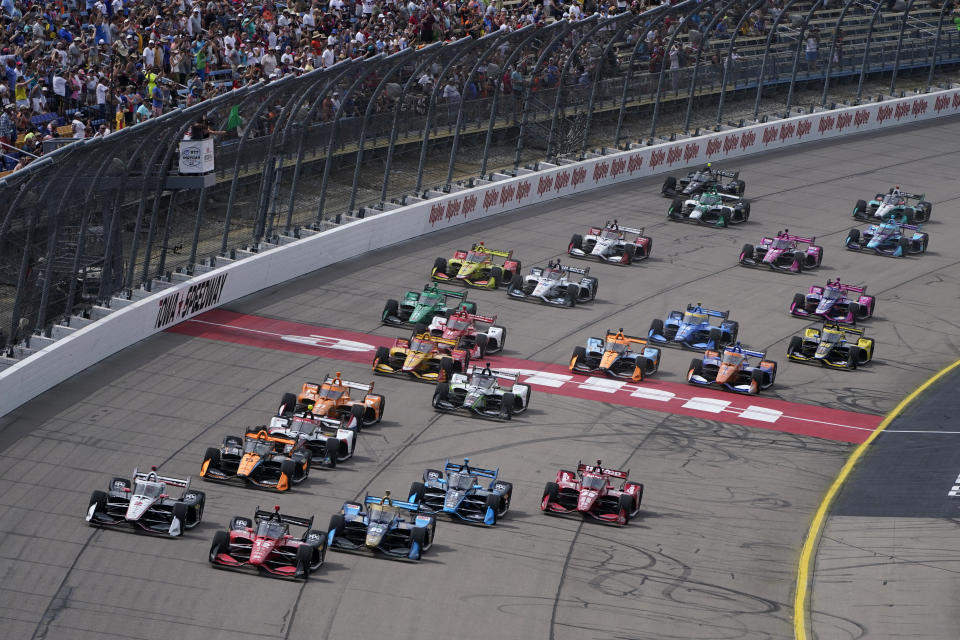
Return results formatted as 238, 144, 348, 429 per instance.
668, 189, 750, 227
86, 467, 205, 537
268, 412, 357, 467
568, 221, 652, 265
507, 261, 598, 306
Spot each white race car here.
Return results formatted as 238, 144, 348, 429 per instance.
668, 189, 750, 227
86, 467, 205, 537
568, 220, 652, 265
507, 261, 598, 306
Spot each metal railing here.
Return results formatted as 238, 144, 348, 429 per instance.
1, 0, 957, 355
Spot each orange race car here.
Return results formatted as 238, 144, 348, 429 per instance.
201, 428, 312, 492
373, 332, 471, 383
569, 329, 663, 382
279, 374, 385, 429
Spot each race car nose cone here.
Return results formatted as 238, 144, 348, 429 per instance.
125, 498, 151, 521
577, 491, 597, 512
250, 539, 274, 565
444, 490, 464, 511
365, 529, 385, 548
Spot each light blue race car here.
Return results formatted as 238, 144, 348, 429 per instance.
648, 303, 739, 350
844, 215, 929, 257
408, 458, 512, 526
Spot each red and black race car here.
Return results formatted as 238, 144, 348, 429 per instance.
540, 461, 643, 526
209, 506, 327, 580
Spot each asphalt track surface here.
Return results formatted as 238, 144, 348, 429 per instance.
2, 117, 959, 640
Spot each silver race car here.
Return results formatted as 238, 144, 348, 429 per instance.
408, 459, 513, 526
86, 466, 205, 537
507, 261, 598, 306
568, 220, 652, 265
268, 413, 357, 467
432, 364, 532, 420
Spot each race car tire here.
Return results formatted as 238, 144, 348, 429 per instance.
279, 392, 298, 416
489, 267, 503, 288
295, 543, 313, 579
767, 362, 778, 385
170, 503, 188, 536
565, 284, 579, 307
570, 346, 587, 370
328, 514, 346, 539
230, 516, 253, 530
493, 327, 506, 352
568, 233, 583, 252
622, 244, 635, 265
750, 368, 765, 393
410, 527, 429, 560
279, 460, 296, 491
846, 228, 860, 247
918, 201, 932, 221
413, 321, 429, 337
852, 199, 868, 219
475, 333, 489, 357
209, 530, 230, 563
373, 346, 391, 370
668, 198, 684, 219
541, 482, 560, 511
201, 447, 221, 475
649, 318, 664, 339
708, 327, 722, 347
618, 493, 634, 524
791, 293, 807, 314
110, 477, 131, 492
739, 243, 754, 264
846, 346, 862, 370
183, 490, 206, 523
432, 257, 447, 277
439, 357, 456, 381
809, 246, 823, 267
897, 237, 911, 255
589, 280, 599, 299
493, 482, 513, 514
509, 273, 524, 293
847, 302, 861, 321
88, 490, 107, 520
788, 336, 803, 356
632, 484, 645, 510
919, 233, 929, 252
500, 393, 515, 420
688, 358, 704, 379
662, 176, 677, 195
349, 403, 366, 429
303, 529, 327, 562
485, 494, 501, 524
370, 394, 385, 424
726, 321, 740, 343
382, 299, 399, 323
735, 179, 746, 196
742, 201, 751, 221
324, 442, 339, 468
432, 383, 451, 410
409, 481, 426, 503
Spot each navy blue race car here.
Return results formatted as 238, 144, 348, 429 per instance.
648, 304, 739, 350
408, 459, 512, 526
327, 492, 437, 561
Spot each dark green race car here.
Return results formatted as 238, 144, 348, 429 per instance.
382, 284, 477, 328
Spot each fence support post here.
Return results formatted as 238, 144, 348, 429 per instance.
926, 1, 952, 92
890, 0, 918, 95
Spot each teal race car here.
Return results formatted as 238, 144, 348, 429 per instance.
381, 283, 476, 328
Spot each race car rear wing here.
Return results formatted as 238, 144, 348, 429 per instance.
823, 322, 866, 336
465, 365, 520, 382
827, 280, 866, 294
765, 232, 816, 245
470, 242, 513, 258
449, 311, 497, 325
604, 330, 649, 346
898, 223, 921, 231
723, 345, 766, 359
255, 506, 315, 530
133, 467, 191, 489
535, 262, 589, 276
444, 459, 498, 479
365, 494, 421, 513
321, 374, 374, 393
422, 284, 468, 301
685, 304, 729, 319
578, 461, 629, 480
714, 168, 739, 179
411, 332, 461, 348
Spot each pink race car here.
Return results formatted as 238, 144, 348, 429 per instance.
739, 230, 823, 273
790, 279, 875, 323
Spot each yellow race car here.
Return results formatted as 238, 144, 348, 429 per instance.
373, 333, 471, 383
786, 322, 874, 369
431, 242, 522, 289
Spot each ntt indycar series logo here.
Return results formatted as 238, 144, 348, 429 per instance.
155, 273, 228, 329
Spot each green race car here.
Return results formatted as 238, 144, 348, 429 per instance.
382, 284, 476, 328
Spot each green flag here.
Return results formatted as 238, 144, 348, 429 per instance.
226, 105, 241, 131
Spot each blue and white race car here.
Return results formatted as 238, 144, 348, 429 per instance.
408, 459, 512, 526
648, 304, 739, 350
327, 492, 437, 561
844, 216, 929, 257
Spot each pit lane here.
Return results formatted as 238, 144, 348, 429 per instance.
2, 117, 959, 640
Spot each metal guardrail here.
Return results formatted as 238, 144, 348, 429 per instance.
0, 0, 957, 356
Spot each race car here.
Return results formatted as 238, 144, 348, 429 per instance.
790, 280, 875, 324
408, 458, 513, 526
432, 364, 531, 420
327, 491, 437, 561
507, 261, 598, 306
200, 428, 312, 491
208, 505, 326, 580
787, 322, 875, 370
661, 164, 745, 198
567, 220, 652, 265
431, 242, 522, 289
373, 333, 470, 383
852, 186, 932, 223
667, 188, 751, 227
381, 283, 475, 328
844, 218, 929, 257
278, 374, 385, 429
687, 343, 778, 395
86, 466, 205, 537
423, 309, 506, 357
739, 230, 823, 272
569, 329, 662, 382
541, 460, 643, 526
648, 303, 739, 350
268, 413, 356, 467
